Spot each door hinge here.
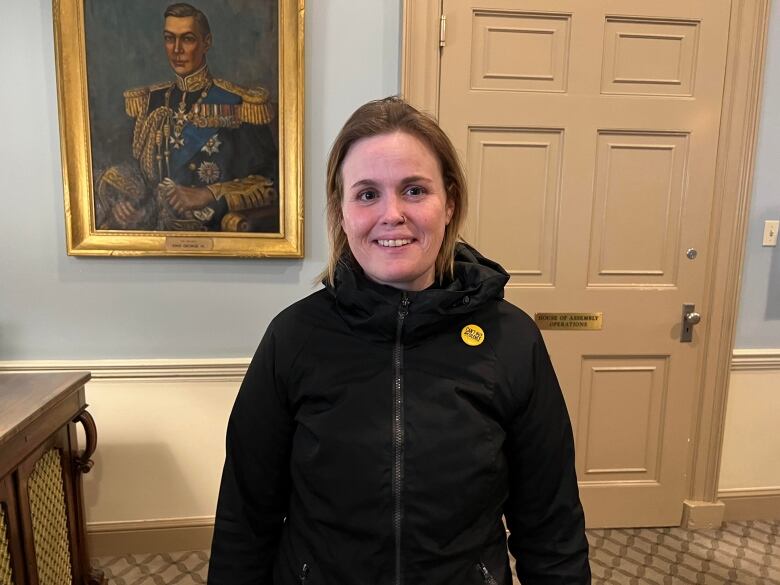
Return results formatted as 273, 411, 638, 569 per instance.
440, 14, 447, 47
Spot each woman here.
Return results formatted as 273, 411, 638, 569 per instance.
208, 97, 590, 584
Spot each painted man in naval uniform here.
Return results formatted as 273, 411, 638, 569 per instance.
100, 2, 278, 232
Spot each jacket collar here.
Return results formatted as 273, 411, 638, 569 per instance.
174, 64, 211, 93
327, 243, 509, 343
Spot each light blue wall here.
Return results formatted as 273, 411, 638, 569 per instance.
0, 0, 401, 360
735, 1, 780, 349
1, 1, 777, 358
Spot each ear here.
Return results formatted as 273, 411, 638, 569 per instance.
445, 197, 455, 225
340, 210, 348, 232
204, 33, 213, 52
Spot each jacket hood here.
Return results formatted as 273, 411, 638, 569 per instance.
326, 243, 509, 342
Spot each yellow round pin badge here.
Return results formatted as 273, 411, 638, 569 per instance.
461, 324, 485, 347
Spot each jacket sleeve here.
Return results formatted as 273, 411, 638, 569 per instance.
208, 323, 294, 584
504, 328, 591, 584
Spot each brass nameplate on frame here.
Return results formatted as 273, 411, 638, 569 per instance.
165, 237, 214, 252
535, 312, 603, 331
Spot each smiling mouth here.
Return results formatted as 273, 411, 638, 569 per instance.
377, 239, 413, 248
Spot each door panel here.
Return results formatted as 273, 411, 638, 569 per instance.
469, 11, 572, 93
601, 16, 701, 96
467, 128, 563, 285
439, 0, 730, 526
578, 356, 668, 479
589, 131, 689, 285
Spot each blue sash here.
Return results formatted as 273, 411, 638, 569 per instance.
168, 85, 242, 176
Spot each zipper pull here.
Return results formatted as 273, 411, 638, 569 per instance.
399, 293, 410, 318
477, 562, 498, 585
299, 562, 309, 584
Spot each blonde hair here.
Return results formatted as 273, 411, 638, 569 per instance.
321, 97, 467, 286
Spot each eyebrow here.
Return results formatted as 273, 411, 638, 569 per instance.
348, 175, 433, 190
163, 29, 197, 37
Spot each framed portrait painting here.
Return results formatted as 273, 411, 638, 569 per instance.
53, 0, 303, 257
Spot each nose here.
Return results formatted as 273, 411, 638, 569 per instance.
174, 38, 183, 54
381, 193, 406, 225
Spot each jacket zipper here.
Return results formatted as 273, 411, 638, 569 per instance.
299, 562, 309, 584
477, 561, 498, 585
393, 293, 410, 585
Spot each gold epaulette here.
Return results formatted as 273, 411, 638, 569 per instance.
213, 78, 274, 125
123, 82, 171, 118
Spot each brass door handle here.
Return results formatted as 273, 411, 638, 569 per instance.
685, 312, 701, 325
681, 304, 701, 342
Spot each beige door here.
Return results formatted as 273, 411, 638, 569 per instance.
438, 0, 730, 527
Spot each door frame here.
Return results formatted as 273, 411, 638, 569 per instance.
401, 0, 770, 523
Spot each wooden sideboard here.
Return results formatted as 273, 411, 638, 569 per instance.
0, 372, 103, 585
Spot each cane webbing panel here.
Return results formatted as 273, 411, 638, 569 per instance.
28, 448, 72, 585
0, 504, 14, 585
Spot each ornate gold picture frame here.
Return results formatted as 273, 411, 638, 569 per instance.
53, 0, 304, 257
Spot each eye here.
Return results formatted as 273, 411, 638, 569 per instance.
405, 186, 426, 197
357, 190, 378, 202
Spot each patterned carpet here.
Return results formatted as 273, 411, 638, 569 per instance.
92, 550, 209, 584
588, 521, 780, 585
90, 520, 780, 585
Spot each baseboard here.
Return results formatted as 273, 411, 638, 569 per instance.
718, 487, 780, 521
87, 517, 215, 556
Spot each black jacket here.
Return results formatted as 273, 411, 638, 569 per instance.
209, 244, 590, 585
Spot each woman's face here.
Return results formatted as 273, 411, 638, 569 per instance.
340, 131, 454, 291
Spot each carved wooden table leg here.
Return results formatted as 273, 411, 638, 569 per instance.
73, 411, 106, 585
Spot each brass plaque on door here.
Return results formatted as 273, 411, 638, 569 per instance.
534, 312, 603, 330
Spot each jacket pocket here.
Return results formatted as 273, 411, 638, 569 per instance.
476, 561, 499, 585
299, 562, 310, 584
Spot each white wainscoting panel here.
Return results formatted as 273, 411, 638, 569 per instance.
3, 350, 777, 550
719, 350, 780, 495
